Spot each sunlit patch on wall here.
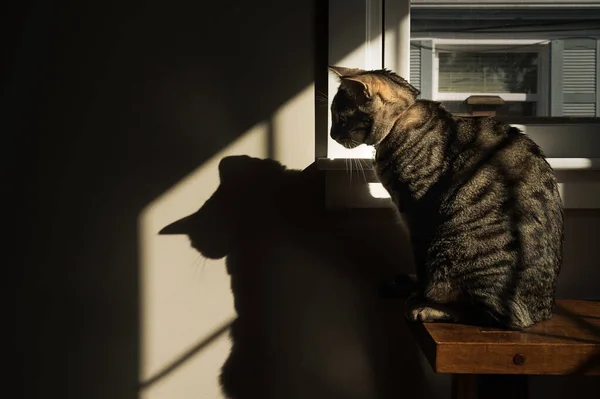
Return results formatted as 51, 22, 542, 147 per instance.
138, 123, 268, 398
272, 84, 315, 170
137, 80, 317, 398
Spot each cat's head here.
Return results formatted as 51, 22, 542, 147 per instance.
159, 155, 288, 259
328, 66, 419, 148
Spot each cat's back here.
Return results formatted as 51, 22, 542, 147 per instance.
437, 114, 564, 326
374, 95, 563, 328
445, 114, 555, 192
445, 113, 563, 232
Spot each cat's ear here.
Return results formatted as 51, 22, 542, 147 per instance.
343, 75, 374, 102
328, 65, 363, 78
328, 65, 373, 101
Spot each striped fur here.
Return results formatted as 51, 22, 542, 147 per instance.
329, 66, 564, 328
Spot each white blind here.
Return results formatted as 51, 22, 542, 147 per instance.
563, 48, 596, 94
438, 52, 538, 93
410, 46, 422, 91
562, 41, 598, 117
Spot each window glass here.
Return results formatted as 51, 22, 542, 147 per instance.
410, 2, 600, 118
438, 51, 538, 94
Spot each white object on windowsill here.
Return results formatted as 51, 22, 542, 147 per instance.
547, 158, 600, 170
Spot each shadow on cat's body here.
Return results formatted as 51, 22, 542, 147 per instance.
160, 155, 435, 399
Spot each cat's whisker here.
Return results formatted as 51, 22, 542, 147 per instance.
189, 254, 210, 278
345, 142, 368, 183
344, 158, 349, 182
359, 156, 370, 168
190, 255, 202, 277
316, 90, 328, 100
315, 92, 329, 107
356, 158, 367, 183
201, 256, 208, 275
192, 254, 202, 268
349, 157, 353, 183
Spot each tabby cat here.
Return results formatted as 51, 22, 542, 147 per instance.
328, 65, 564, 329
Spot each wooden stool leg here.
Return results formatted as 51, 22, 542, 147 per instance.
451, 375, 528, 399
451, 375, 477, 399
477, 375, 528, 399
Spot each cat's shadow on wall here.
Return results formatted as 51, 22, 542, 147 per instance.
160, 155, 436, 399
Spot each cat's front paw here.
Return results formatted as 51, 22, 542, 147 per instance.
405, 295, 455, 323
407, 304, 453, 323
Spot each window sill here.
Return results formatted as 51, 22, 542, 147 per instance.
318, 158, 600, 171
324, 118, 600, 162
318, 158, 600, 210
320, 114, 600, 209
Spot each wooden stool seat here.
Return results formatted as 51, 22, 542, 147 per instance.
408, 300, 600, 398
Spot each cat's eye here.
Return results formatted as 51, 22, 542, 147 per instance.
339, 115, 347, 125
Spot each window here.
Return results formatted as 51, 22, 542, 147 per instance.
323, 0, 600, 162
437, 50, 539, 94
409, 4, 600, 119
412, 40, 549, 117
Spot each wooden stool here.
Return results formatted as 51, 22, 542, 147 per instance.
408, 300, 600, 399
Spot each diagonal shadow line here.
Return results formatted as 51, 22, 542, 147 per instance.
554, 303, 600, 338
553, 303, 600, 374
139, 318, 235, 390
519, 330, 600, 345
572, 351, 600, 375
267, 119, 275, 159
502, 304, 600, 374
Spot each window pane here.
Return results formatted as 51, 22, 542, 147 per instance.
410, 4, 600, 117
438, 52, 538, 94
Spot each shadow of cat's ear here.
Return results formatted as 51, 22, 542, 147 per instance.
218, 155, 253, 181
159, 213, 196, 235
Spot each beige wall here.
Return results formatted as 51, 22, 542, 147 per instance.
139, 88, 315, 398
14, 1, 317, 398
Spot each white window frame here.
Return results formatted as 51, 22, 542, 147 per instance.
327, 0, 386, 160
